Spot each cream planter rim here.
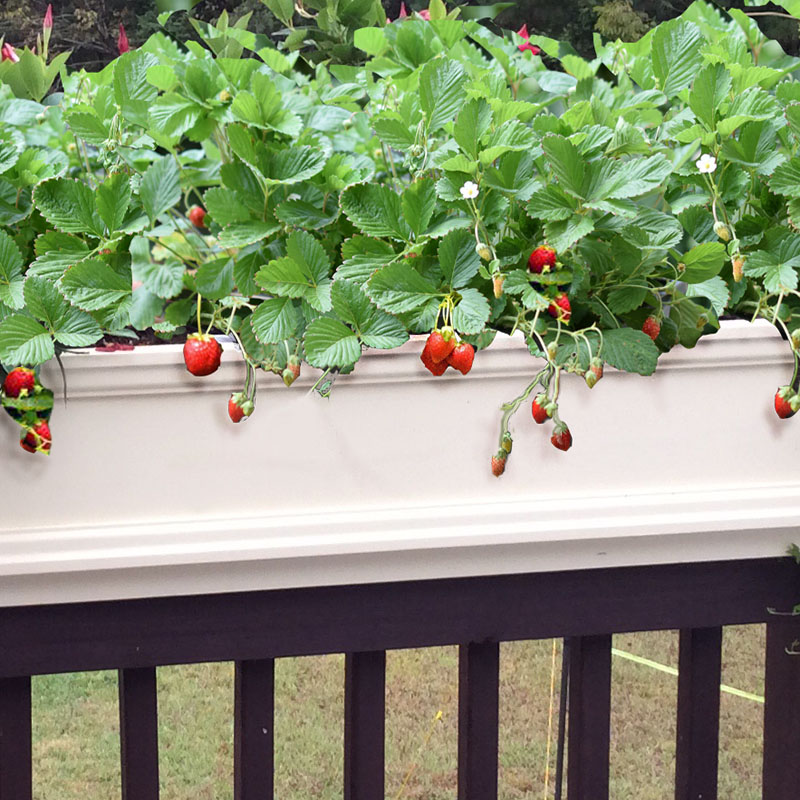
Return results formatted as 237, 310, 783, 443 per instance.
1, 318, 798, 607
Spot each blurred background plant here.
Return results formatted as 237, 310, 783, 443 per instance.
2, 0, 799, 72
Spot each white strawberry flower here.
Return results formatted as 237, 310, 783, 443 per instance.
696, 153, 717, 174
460, 181, 479, 200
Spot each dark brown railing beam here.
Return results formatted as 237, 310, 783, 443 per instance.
458, 641, 499, 800
763, 619, 800, 800
119, 667, 159, 800
675, 627, 722, 800
344, 650, 386, 800
567, 635, 612, 800
0, 676, 31, 800
234, 659, 275, 800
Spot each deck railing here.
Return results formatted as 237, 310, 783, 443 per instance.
0, 557, 799, 799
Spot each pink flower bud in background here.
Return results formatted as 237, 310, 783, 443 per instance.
117, 24, 130, 55
1, 43, 20, 63
43, 4, 53, 30
418, 8, 431, 19
398, 2, 408, 17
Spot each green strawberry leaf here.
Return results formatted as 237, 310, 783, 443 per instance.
33, 178, 104, 237
439, 229, 480, 289
96, 172, 131, 236
330, 280, 407, 349
304, 317, 361, 368
140, 156, 181, 223
251, 296, 300, 344
60, 258, 132, 311
452, 287, 490, 334
420, 58, 467, 132
600, 327, 659, 376
340, 183, 412, 241
23, 276, 101, 347
0, 314, 54, 365
367, 262, 442, 314
0, 231, 24, 309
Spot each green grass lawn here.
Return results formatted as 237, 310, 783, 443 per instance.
30, 625, 765, 799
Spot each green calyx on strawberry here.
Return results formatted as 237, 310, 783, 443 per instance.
528, 245, 556, 274
183, 333, 222, 376
550, 423, 572, 452
642, 316, 661, 341
531, 394, 549, 424
283, 357, 301, 387
3, 367, 35, 398
448, 342, 475, 375
548, 292, 571, 323
491, 450, 507, 477
774, 386, 800, 419
21, 419, 51, 454
228, 392, 254, 423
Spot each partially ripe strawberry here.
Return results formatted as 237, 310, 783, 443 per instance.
228, 392, 254, 423
548, 292, 571, 322
531, 394, 548, 424
427, 330, 456, 363
774, 386, 799, 419
3, 367, 35, 398
550, 424, 572, 452
283, 359, 301, 387
421, 340, 448, 376
491, 451, 507, 477
585, 358, 603, 389
21, 419, 51, 454
642, 316, 661, 340
492, 273, 505, 299
188, 205, 207, 228
528, 246, 556, 274
447, 342, 474, 375
183, 333, 222, 376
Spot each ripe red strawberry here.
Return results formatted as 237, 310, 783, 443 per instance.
3, 367, 35, 398
528, 246, 556, 274
447, 343, 474, 375
21, 420, 51, 454
550, 424, 572, 452
774, 386, 799, 419
642, 316, 661, 340
228, 392, 254, 423
183, 334, 222, 376
421, 340, 448, 376
427, 330, 456, 363
531, 394, 548, 424
188, 205, 207, 228
491, 451, 507, 477
548, 292, 571, 322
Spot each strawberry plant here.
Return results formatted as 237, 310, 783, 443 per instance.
1, 0, 800, 470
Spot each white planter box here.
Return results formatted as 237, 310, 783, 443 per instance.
1, 319, 798, 606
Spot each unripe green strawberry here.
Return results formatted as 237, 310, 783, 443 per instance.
791, 329, 800, 351
713, 221, 731, 242
476, 242, 492, 261
493, 273, 505, 299
501, 433, 513, 454
546, 341, 559, 361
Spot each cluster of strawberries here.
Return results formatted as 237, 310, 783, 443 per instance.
2, 367, 52, 454
527, 246, 571, 322
182, 333, 253, 423
420, 328, 475, 376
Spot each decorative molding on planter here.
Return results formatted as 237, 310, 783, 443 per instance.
1, 319, 798, 606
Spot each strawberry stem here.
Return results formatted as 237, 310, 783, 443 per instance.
497, 366, 551, 447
